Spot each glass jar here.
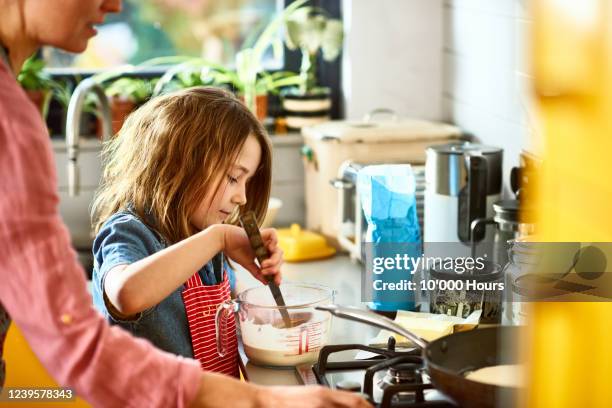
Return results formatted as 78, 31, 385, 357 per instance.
503, 239, 544, 325
428, 260, 503, 323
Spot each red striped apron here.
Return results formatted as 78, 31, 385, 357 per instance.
182, 270, 239, 377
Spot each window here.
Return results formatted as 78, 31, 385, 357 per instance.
41, 0, 343, 130
43, 0, 283, 72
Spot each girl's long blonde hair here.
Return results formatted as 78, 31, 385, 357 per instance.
92, 86, 271, 244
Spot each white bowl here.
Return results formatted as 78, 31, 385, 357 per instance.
261, 197, 283, 228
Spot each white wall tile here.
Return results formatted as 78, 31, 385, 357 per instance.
514, 0, 532, 19
343, 0, 443, 120
515, 18, 532, 76
441, 95, 455, 122
445, 51, 517, 121
444, 7, 514, 61
443, 0, 532, 191
447, 0, 515, 17
515, 72, 544, 154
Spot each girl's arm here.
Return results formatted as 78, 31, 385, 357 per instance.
104, 224, 225, 316
104, 224, 282, 316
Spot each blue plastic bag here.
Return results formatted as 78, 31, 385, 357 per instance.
358, 164, 421, 311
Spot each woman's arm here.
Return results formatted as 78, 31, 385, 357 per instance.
0, 77, 203, 406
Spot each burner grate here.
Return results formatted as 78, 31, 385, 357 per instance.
295, 338, 457, 408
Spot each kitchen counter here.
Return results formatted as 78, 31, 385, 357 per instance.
234, 254, 379, 385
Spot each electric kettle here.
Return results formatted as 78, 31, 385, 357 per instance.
424, 142, 503, 244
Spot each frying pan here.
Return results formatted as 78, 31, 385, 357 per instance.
317, 305, 521, 408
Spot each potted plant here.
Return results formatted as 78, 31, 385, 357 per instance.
104, 77, 156, 134
229, 0, 307, 120
213, 68, 302, 121
17, 55, 56, 118
66, 57, 192, 139
282, 5, 344, 129
150, 0, 307, 122
80, 73, 157, 138
151, 60, 301, 123
155, 65, 218, 93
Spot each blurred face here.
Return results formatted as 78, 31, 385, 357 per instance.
24, 0, 122, 52
191, 135, 262, 230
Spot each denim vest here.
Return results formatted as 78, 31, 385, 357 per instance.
91, 211, 235, 359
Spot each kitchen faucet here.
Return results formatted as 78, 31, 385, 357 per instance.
65, 77, 111, 196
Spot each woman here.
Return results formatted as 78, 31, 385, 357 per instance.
0, 1, 370, 407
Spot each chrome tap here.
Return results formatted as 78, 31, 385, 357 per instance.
65, 77, 111, 196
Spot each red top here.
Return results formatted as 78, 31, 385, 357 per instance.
0, 59, 202, 407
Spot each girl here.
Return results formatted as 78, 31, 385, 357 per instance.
91, 86, 283, 378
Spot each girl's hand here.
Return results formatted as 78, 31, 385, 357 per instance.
220, 225, 283, 286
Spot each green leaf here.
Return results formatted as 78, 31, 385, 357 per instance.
302, 15, 326, 54
90, 64, 137, 85
321, 19, 344, 61
284, 20, 301, 50
138, 55, 196, 66
284, 7, 312, 50
272, 37, 284, 62
251, 0, 309, 68
280, 5, 344, 90
17, 55, 53, 91
151, 58, 230, 95
50, 79, 72, 108
104, 77, 156, 103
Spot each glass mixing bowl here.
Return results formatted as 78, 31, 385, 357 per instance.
216, 282, 334, 367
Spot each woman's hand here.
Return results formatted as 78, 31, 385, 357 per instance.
220, 224, 283, 286
260, 385, 372, 408
191, 372, 372, 408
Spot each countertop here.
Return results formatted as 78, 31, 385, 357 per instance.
234, 254, 379, 385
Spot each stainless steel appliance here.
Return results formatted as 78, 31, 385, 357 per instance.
469, 157, 537, 266
424, 143, 503, 244
332, 161, 426, 262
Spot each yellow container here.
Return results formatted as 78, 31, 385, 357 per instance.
278, 224, 336, 262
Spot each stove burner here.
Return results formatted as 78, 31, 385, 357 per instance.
384, 362, 421, 385
295, 338, 457, 407
363, 355, 430, 406
336, 380, 361, 392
